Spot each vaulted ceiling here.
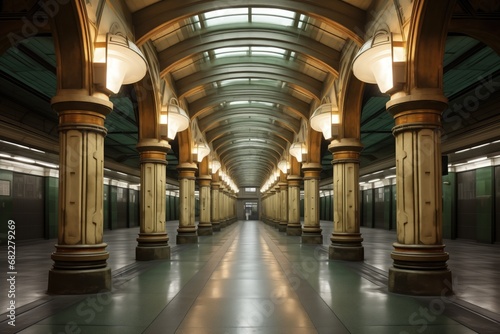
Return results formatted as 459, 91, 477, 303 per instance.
0, 0, 499, 189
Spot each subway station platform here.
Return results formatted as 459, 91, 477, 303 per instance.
1, 221, 500, 333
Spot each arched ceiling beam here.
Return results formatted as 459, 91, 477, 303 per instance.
221, 147, 281, 166
205, 121, 295, 145
199, 107, 300, 134
158, 29, 339, 77
212, 133, 288, 154
218, 142, 283, 162
133, 0, 365, 46
177, 63, 323, 100
188, 87, 310, 119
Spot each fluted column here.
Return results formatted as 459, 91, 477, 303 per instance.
301, 163, 323, 244
211, 174, 221, 231
219, 185, 227, 228
278, 177, 288, 232
136, 139, 171, 260
48, 94, 112, 294
198, 158, 212, 235
287, 176, 302, 235
328, 138, 364, 261
386, 94, 452, 295
274, 186, 281, 228
177, 163, 198, 243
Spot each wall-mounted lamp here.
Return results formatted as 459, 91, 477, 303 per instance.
209, 159, 221, 174
160, 98, 190, 140
352, 30, 405, 94
277, 158, 289, 174
310, 103, 340, 140
192, 140, 210, 163
289, 142, 307, 163
94, 34, 147, 94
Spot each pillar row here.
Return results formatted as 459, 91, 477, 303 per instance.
198, 175, 213, 235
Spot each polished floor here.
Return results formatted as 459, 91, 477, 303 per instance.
1, 220, 500, 333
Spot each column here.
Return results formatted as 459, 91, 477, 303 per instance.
136, 139, 171, 260
211, 174, 221, 231
278, 177, 288, 232
273, 186, 281, 228
177, 162, 198, 243
386, 95, 452, 295
301, 163, 323, 244
198, 158, 212, 235
328, 138, 364, 261
48, 94, 112, 294
287, 175, 302, 235
219, 185, 227, 228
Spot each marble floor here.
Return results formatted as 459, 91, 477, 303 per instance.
0, 220, 499, 333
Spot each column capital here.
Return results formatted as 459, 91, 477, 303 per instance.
136, 138, 171, 153
302, 162, 322, 179
51, 91, 113, 116
177, 162, 198, 179
198, 174, 212, 187
329, 138, 363, 164
386, 91, 447, 127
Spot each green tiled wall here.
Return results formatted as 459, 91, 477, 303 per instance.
442, 173, 457, 239
44, 177, 58, 239
476, 167, 494, 243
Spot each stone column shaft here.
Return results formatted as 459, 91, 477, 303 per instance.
287, 176, 302, 235
177, 163, 198, 243
48, 95, 112, 294
198, 175, 213, 235
329, 139, 364, 261
136, 139, 171, 260
302, 163, 323, 244
278, 181, 288, 232
211, 181, 221, 231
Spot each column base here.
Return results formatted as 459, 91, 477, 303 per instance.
278, 222, 287, 232
329, 233, 364, 261
198, 224, 213, 236
389, 267, 453, 296
136, 233, 170, 260
329, 245, 364, 261
212, 222, 221, 232
220, 220, 228, 228
136, 246, 170, 261
273, 220, 280, 229
287, 224, 302, 236
389, 242, 453, 296
301, 228, 323, 244
48, 267, 111, 294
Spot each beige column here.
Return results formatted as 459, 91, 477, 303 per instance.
136, 139, 171, 260
211, 174, 221, 231
386, 95, 452, 295
198, 158, 212, 235
219, 185, 227, 228
278, 177, 288, 232
328, 138, 364, 261
287, 176, 302, 235
273, 186, 281, 228
48, 94, 112, 294
301, 163, 323, 244
177, 163, 198, 243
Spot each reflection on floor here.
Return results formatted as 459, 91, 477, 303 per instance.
1, 221, 499, 333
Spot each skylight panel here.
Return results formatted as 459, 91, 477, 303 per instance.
251, 46, 286, 57
213, 47, 249, 58
220, 79, 249, 86
252, 8, 295, 26
204, 8, 248, 27
230, 101, 249, 105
